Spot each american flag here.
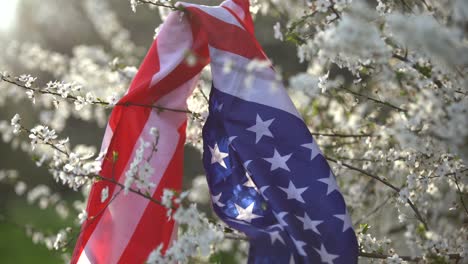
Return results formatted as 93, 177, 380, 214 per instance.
72, 0, 358, 263
203, 46, 358, 262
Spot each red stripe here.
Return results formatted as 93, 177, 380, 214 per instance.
231, 0, 255, 35
117, 122, 186, 263
186, 6, 266, 61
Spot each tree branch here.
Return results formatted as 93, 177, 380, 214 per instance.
136, 0, 183, 11
341, 86, 406, 112
326, 156, 430, 230
1, 75, 196, 115
358, 251, 461, 262
311, 132, 374, 138
450, 172, 468, 216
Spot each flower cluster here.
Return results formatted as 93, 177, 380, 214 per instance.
123, 128, 159, 194
147, 190, 224, 263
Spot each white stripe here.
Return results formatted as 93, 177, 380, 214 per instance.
98, 123, 113, 158
221, 0, 245, 20
77, 251, 91, 264
77, 75, 199, 264
180, 2, 245, 30
150, 10, 193, 87
209, 46, 302, 119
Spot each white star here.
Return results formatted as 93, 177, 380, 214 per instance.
226, 218, 248, 225
215, 102, 223, 111
301, 141, 321, 160
291, 237, 307, 256
317, 171, 339, 195
268, 230, 285, 245
314, 244, 339, 264
267, 223, 284, 231
247, 114, 275, 143
243, 171, 259, 192
274, 211, 288, 227
235, 202, 262, 222
289, 254, 295, 264
260, 185, 270, 200
260, 185, 270, 194
212, 193, 225, 207
334, 213, 353, 232
243, 177, 255, 188
263, 149, 292, 172
296, 213, 323, 235
209, 143, 229, 169
279, 181, 308, 203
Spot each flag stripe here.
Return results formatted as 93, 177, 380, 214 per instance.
118, 122, 187, 263
182, 3, 245, 30
185, 6, 265, 61
149, 12, 195, 87
209, 46, 302, 119
222, 0, 255, 35
221, 0, 245, 20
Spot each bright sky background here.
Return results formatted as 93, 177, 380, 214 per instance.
0, 0, 20, 32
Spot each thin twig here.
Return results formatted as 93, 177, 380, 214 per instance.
451, 172, 468, 216
18, 125, 169, 209
341, 87, 406, 112
137, 0, 182, 11
326, 156, 399, 192
353, 195, 392, 225
326, 156, 429, 230
359, 251, 461, 262
63, 187, 124, 249
1, 76, 195, 115
311, 132, 374, 138
198, 86, 209, 103
223, 231, 461, 261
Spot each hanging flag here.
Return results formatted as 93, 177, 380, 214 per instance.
72, 1, 358, 263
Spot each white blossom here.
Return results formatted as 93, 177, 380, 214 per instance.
386, 254, 406, 264
74, 96, 86, 110
26, 90, 35, 104
10, 114, 21, 134
18, 74, 37, 87
15, 181, 27, 195
130, 0, 138, 13
273, 22, 283, 41
149, 126, 159, 137
101, 186, 109, 203
107, 92, 119, 106
78, 210, 88, 224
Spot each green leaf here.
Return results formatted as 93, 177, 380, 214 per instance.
359, 223, 370, 234
416, 223, 426, 237
285, 32, 305, 45
112, 151, 119, 163
414, 64, 432, 78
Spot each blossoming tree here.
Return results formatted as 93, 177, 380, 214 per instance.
0, 0, 467, 263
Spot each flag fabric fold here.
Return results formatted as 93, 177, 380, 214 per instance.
72, 0, 358, 263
